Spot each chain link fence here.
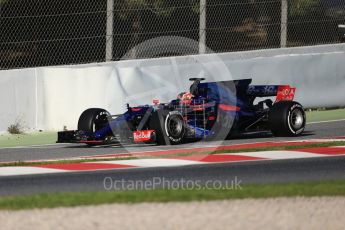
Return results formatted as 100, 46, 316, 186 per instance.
1, 0, 345, 70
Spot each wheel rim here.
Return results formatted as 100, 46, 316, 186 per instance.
93, 112, 109, 131
290, 109, 304, 130
167, 116, 183, 138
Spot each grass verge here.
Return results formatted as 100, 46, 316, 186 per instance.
0, 132, 57, 148
0, 180, 344, 210
306, 108, 345, 123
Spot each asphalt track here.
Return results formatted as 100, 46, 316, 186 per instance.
1, 156, 345, 196
0, 120, 344, 196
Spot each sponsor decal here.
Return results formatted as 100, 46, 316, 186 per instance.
131, 107, 142, 112
263, 85, 277, 95
247, 85, 277, 95
247, 85, 256, 95
133, 130, 154, 142
276, 86, 296, 102
218, 104, 240, 111
290, 103, 301, 110
169, 111, 181, 115
208, 116, 216, 121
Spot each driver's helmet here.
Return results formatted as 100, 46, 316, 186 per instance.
177, 92, 193, 105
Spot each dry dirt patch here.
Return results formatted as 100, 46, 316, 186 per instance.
0, 197, 344, 230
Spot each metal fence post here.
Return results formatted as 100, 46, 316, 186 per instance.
280, 0, 288, 48
199, 0, 206, 54
106, 0, 114, 61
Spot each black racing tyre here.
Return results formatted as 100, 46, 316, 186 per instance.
78, 108, 110, 133
268, 101, 306, 136
149, 110, 185, 145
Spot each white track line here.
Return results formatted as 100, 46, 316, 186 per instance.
0, 143, 75, 150
307, 119, 345, 125
1, 149, 345, 177
228, 151, 326, 160
0, 167, 66, 176
95, 159, 205, 168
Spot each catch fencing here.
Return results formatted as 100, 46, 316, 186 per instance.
1, 0, 345, 69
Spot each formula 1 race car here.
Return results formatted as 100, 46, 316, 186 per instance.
57, 78, 306, 146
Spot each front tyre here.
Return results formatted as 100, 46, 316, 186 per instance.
269, 101, 306, 136
149, 110, 185, 145
78, 108, 110, 133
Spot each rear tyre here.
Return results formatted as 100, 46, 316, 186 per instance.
269, 101, 306, 136
78, 108, 110, 132
149, 110, 185, 145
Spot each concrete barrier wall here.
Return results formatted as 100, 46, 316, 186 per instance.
0, 69, 38, 132
0, 44, 344, 131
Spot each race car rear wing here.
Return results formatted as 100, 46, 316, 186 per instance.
246, 85, 296, 102
198, 79, 296, 103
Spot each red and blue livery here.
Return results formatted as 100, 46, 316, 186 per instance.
57, 78, 306, 146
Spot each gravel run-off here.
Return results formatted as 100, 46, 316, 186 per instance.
1, 196, 344, 230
